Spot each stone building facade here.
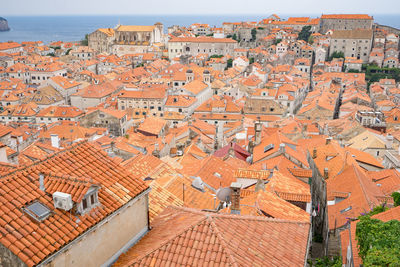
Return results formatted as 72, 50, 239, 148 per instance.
88, 28, 115, 54
168, 37, 237, 59
329, 29, 373, 63
320, 14, 373, 33
88, 23, 164, 56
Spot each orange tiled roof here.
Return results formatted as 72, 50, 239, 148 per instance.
0, 141, 148, 267
266, 171, 311, 202
237, 190, 310, 222
114, 206, 310, 267
169, 37, 237, 43
321, 14, 373, 20
327, 163, 385, 229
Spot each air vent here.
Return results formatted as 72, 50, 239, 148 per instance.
53, 192, 73, 211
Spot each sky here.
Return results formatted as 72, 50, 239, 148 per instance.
1, 0, 400, 16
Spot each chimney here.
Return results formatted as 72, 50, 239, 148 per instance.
279, 143, 285, 153
254, 122, 262, 145
50, 134, 59, 149
323, 168, 329, 179
17, 135, 23, 145
255, 179, 265, 192
230, 182, 241, 215
0, 143, 8, 163
326, 137, 332, 145
386, 134, 393, 149
248, 140, 255, 154
152, 143, 160, 158
312, 147, 317, 159
228, 144, 235, 157
39, 173, 45, 191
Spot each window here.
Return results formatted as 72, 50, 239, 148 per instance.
90, 194, 95, 205
82, 198, 88, 210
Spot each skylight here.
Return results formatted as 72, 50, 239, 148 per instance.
214, 172, 222, 178
340, 206, 352, 214
24, 201, 51, 222
264, 144, 274, 153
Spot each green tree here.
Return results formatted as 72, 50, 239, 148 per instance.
249, 57, 255, 64
251, 28, 257, 42
209, 55, 224, 59
274, 38, 282, 45
348, 69, 360, 73
356, 216, 400, 266
312, 256, 342, 267
65, 48, 72, 55
232, 34, 238, 41
328, 51, 345, 61
226, 58, 233, 69
392, 192, 400, 207
298, 26, 312, 42
81, 34, 89, 46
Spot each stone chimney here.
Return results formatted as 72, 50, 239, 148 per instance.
248, 140, 255, 154
230, 182, 242, 215
323, 168, 329, 179
386, 134, 393, 149
326, 137, 332, 145
0, 143, 8, 163
255, 179, 265, 192
312, 147, 317, 159
254, 122, 262, 146
39, 173, 45, 191
228, 143, 235, 157
279, 143, 285, 153
152, 143, 160, 158
50, 134, 59, 149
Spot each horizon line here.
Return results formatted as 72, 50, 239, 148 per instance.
3, 12, 400, 17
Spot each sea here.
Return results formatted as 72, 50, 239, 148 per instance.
0, 14, 400, 44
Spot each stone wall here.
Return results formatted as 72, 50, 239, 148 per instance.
0, 242, 26, 267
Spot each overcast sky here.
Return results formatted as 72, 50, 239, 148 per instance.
2, 0, 400, 16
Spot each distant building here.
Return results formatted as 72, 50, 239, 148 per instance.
168, 37, 237, 59
88, 23, 164, 56
88, 28, 115, 54
329, 29, 373, 63
112, 23, 164, 56
320, 14, 373, 33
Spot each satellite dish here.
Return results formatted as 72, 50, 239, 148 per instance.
216, 187, 231, 202
191, 177, 205, 192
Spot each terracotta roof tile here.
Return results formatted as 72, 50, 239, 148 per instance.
113, 206, 310, 267
0, 141, 148, 267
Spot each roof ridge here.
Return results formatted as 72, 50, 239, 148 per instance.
211, 211, 310, 225
207, 216, 240, 266
0, 140, 90, 179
